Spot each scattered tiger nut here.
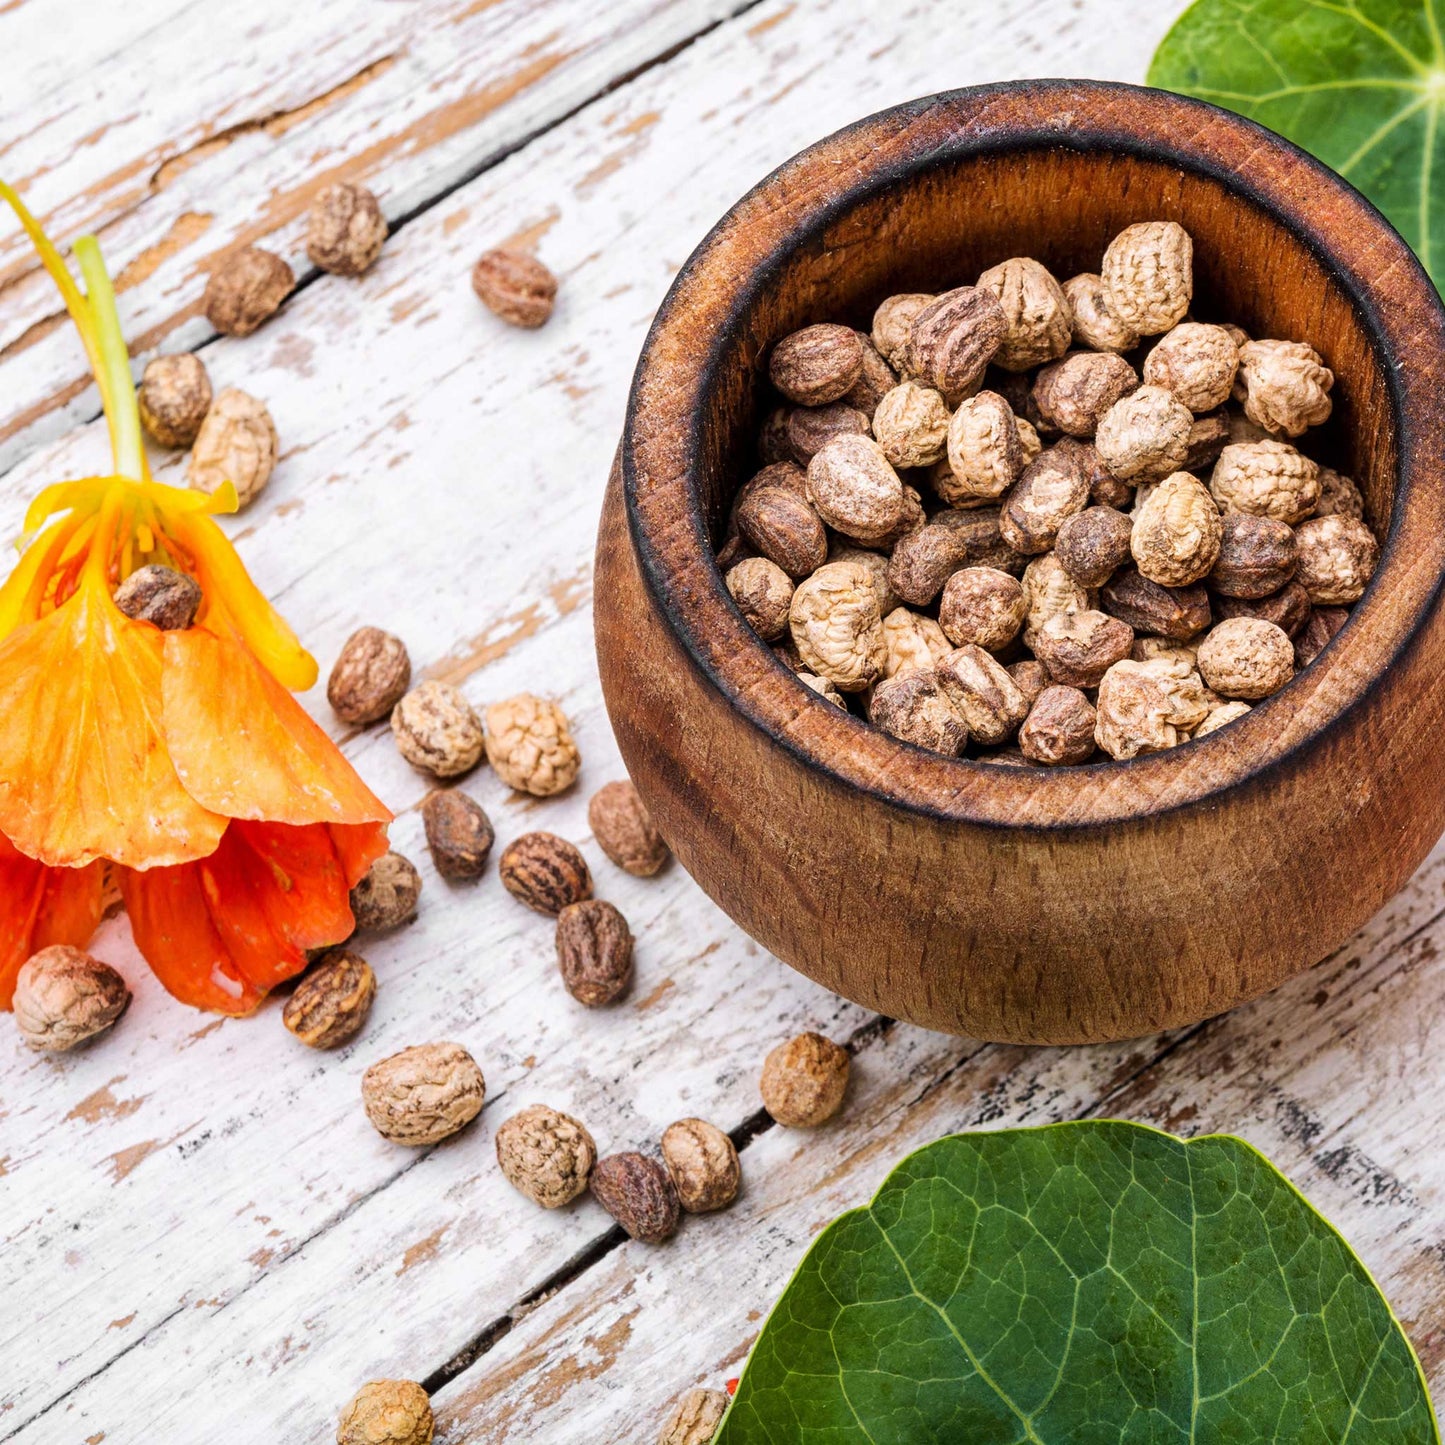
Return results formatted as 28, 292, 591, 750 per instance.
1215, 579, 1312, 638
889, 508, 1022, 606
935, 644, 1029, 744
556, 899, 634, 1007
830, 544, 899, 618
1314, 466, 1366, 520
1131, 636, 1199, 675
943, 390, 1025, 501
1142, 323, 1239, 413
361, 1041, 485, 1146
871, 292, 935, 367
1000, 443, 1090, 555
328, 626, 412, 725
392, 680, 484, 778
1100, 568, 1212, 641
843, 331, 899, 413
977, 256, 1073, 371
769, 323, 863, 405
1033, 608, 1134, 688
349, 851, 422, 931
306, 181, 387, 277
471, 249, 557, 328
1210, 440, 1321, 524
1094, 384, 1193, 484
337, 1380, 433, 1445
1208, 514, 1298, 599
1235, 339, 1334, 436
499, 833, 593, 916
113, 564, 202, 630
1030, 351, 1138, 437
421, 789, 494, 881
1062, 272, 1140, 353
495, 1104, 596, 1208
761, 1031, 850, 1127
1183, 410, 1231, 472
1008, 657, 1050, 710
1055, 505, 1134, 589
735, 482, 828, 579
938, 566, 1027, 651
1193, 699, 1252, 737
784, 401, 870, 466
1101, 220, 1193, 336
658, 1389, 729, 1445
203, 245, 294, 336
13, 946, 129, 1052
806, 434, 905, 545
138, 353, 212, 448
901, 285, 1008, 402
1293, 514, 1379, 605
788, 561, 886, 692
484, 693, 580, 797
1129, 472, 1222, 588
283, 950, 375, 1049
187, 386, 277, 507
1295, 605, 1350, 667
872, 381, 950, 468
661, 1118, 741, 1213
1197, 617, 1295, 699
1021, 550, 1095, 650
868, 670, 968, 754
588, 779, 668, 877
881, 606, 952, 678
1094, 658, 1210, 759
591, 1152, 680, 1243
1019, 685, 1098, 766
797, 671, 846, 707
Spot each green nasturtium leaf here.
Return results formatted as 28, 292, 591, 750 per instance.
1148, 0, 1445, 286
716, 1123, 1437, 1444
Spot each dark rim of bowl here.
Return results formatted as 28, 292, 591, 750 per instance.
620, 78, 1445, 831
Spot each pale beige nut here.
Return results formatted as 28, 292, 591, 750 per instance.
843, 331, 899, 414
329, 627, 412, 724
1130, 636, 1199, 675
797, 671, 846, 707
471, 249, 557, 327
1015, 415, 1043, 464
806, 434, 905, 544
901, 285, 1007, 402
1141, 323, 1239, 413
1210, 440, 1320, 524
1197, 617, 1295, 699
1183, 410, 1231, 473
1216, 579, 1312, 638
361, 1042, 484, 1146
392, 680, 483, 778
726, 556, 793, 641
938, 566, 1027, 651
422, 789, 494, 881
829, 544, 899, 619
943, 390, 1024, 501
872, 381, 950, 468
1130, 471, 1222, 587
935, 644, 1029, 744
868, 670, 968, 755
1062, 272, 1140, 353
1055, 505, 1133, 589
1100, 569, 1212, 641
769, 323, 864, 405
1019, 685, 1097, 766
788, 561, 886, 692
1100, 220, 1193, 336
760, 1031, 850, 1127
1314, 466, 1366, 520
588, 779, 668, 877
1193, 699, 1252, 737
1293, 514, 1379, 605
881, 606, 951, 677
138, 353, 212, 448
499, 833, 592, 916
307, 182, 387, 277
1295, 605, 1350, 667
785, 402, 870, 466
871, 293, 935, 367
591, 1152, 680, 1242
999, 443, 1090, 554
1031, 352, 1139, 437
283, 950, 375, 1049
1094, 385, 1193, 484
188, 386, 277, 506
13, 946, 129, 1052
1021, 550, 1095, 651
1209, 514, 1298, 599
661, 1118, 741, 1213
495, 1104, 596, 1208
350, 851, 422, 931
337, 1379, 433, 1445
1008, 658, 1050, 710
977, 256, 1072, 371
1236, 339, 1333, 436
113, 564, 202, 630
556, 899, 634, 1007
1094, 658, 1210, 759
484, 693, 580, 796
658, 1388, 729, 1445
736, 482, 828, 579
889, 507, 1024, 606
203, 246, 293, 336
1034, 609, 1134, 688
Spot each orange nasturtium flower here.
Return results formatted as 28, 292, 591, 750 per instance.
0, 183, 390, 1013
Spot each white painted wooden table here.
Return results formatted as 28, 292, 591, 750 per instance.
1, 2, 1441, 1440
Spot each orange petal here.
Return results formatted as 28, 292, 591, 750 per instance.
329, 821, 390, 889
0, 832, 104, 1007
0, 572, 227, 867
163, 628, 390, 829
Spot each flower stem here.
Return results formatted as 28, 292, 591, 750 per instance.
74, 237, 146, 482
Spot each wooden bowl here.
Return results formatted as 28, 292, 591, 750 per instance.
594, 80, 1445, 1044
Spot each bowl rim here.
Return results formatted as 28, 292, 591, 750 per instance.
619, 78, 1445, 831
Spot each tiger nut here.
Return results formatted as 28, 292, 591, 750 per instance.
1100, 568, 1212, 641
1100, 220, 1193, 336
797, 671, 846, 707
784, 402, 870, 466
1216, 579, 1312, 638
871, 381, 950, 468
361, 1041, 485, 1146
843, 331, 898, 414
830, 544, 899, 618
203, 246, 294, 336
1196, 617, 1295, 699
1055, 505, 1134, 589
889, 508, 1024, 607
1143, 323, 1239, 414
499, 832, 592, 916
806, 434, 905, 545
1235, 339, 1333, 437
588, 779, 668, 877
1030, 352, 1138, 437
881, 606, 952, 677
770, 324, 864, 405
1193, 699, 1252, 737
591, 1152, 681, 1243
349, 851, 422, 931
1293, 514, 1379, 605
1062, 272, 1140, 353
1314, 466, 1366, 520
306, 182, 387, 277
935, 644, 1029, 745
187, 386, 277, 507
556, 899, 634, 1007
113, 564, 202, 630
1021, 550, 1095, 650
1129, 471, 1222, 588
1094, 385, 1193, 484
658, 1389, 729, 1445
421, 789, 494, 881
788, 561, 886, 692
760, 1031, 850, 1128
871, 293, 935, 368
328, 627, 412, 725
1209, 514, 1298, 599
939, 566, 1027, 651
943, 390, 1025, 501
283, 950, 375, 1049
901, 285, 1008, 402
138, 353, 212, 448
1295, 605, 1350, 667
661, 1118, 741, 1213
1033, 609, 1134, 688
1008, 658, 1050, 710
392, 680, 484, 778
484, 693, 580, 797
1018, 685, 1097, 766
999, 443, 1090, 555
471, 249, 557, 328
13, 946, 130, 1052
1183, 410, 1231, 472
1210, 440, 1320, 524
977, 256, 1072, 371
736, 482, 828, 579
867, 670, 968, 755
1094, 658, 1210, 759
337, 1379, 433, 1445
495, 1103, 596, 1208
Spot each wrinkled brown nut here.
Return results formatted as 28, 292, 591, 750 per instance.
876, 483, 926, 551
13, 946, 129, 1052
591, 1152, 680, 1243
977, 256, 1072, 371
888, 507, 1024, 606
1130, 472, 1222, 588
868, 670, 968, 754
769, 323, 864, 405
1209, 440, 1321, 524
283, 950, 375, 1049
1034, 608, 1134, 688
1193, 699, 1252, 737
1197, 617, 1295, 699
785, 402, 870, 466
1236, 339, 1333, 436
188, 386, 277, 506
556, 899, 634, 1007
1019, 685, 1098, 765
1094, 384, 1193, 484
661, 1118, 741, 1213
1100, 568, 1212, 641
138, 353, 212, 448
935, 644, 1029, 744
361, 1041, 485, 1146
349, 851, 422, 930
1314, 466, 1366, 520
871, 293, 935, 367
658, 1388, 729, 1445
830, 544, 899, 618
1021, 550, 1095, 650
902, 285, 1008, 402
499, 833, 593, 916
337, 1379, 433, 1445
328, 626, 412, 724
1069, 438, 1133, 509
1295, 605, 1350, 667
736, 483, 828, 579
1209, 514, 1298, 599
421, 789, 494, 881
843, 331, 899, 413
306, 182, 387, 277
788, 561, 886, 691
495, 1104, 596, 1208
1000, 443, 1090, 554
1031, 352, 1139, 437
588, 779, 668, 877
392, 680, 483, 778
1183, 410, 1231, 472
881, 606, 951, 678
1100, 220, 1193, 336
797, 671, 846, 707
758, 405, 793, 465
760, 1031, 850, 1127
939, 566, 1027, 651
485, 693, 580, 796
1216, 579, 1312, 637
872, 382, 950, 468
1008, 658, 1050, 710
471, 249, 557, 327
1142, 323, 1239, 413
943, 390, 1024, 502
1293, 514, 1379, 605
203, 246, 293, 336
1055, 506, 1133, 589
1094, 658, 1210, 759
113, 564, 202, 630
1062, 272, 1141, 353
806, 434, 905, 544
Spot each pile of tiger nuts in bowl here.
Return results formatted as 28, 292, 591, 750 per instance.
717, 221, 1380, 766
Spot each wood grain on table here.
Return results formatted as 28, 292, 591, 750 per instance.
2, 1, 1440, 1441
